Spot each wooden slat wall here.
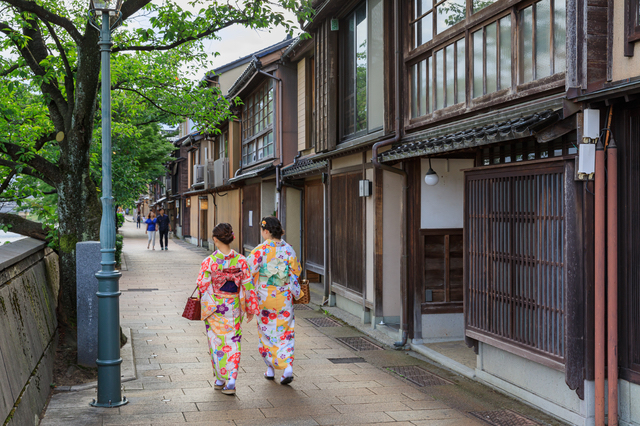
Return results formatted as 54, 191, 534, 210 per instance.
465, 162, 566, 363
304, 181, 325, 272
331, 172, 364, 294
242, 184, 261, 254
297, 59, 307, 152
314, 20, 338, 153
618, 106, 640, 384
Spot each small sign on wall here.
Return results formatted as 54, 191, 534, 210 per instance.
185, 198, 191, 208
248, 210, 253, 227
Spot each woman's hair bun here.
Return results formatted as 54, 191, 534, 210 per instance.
260, 216, 283, 239
212, 223, 234, 245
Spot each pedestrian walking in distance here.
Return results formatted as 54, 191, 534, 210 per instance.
136, 213, 141, 228
247, 216, 302, 385
196, 223, 259, 395
145, 212, 157, 250
157, 209, 171, 250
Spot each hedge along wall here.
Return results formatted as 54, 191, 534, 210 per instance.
0, 238, 59, 426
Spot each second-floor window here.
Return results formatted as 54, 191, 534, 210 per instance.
342, 3, 368, 137
241, 80, 274, 166
339, 0, 384, 140
409, 0, 566, 120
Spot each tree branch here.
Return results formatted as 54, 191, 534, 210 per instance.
0, 212, 49, 242
0, 63, 22, 77
1, 0, 82, 42
0, 142, 60, 186
42, 20, 75, 116
0, 168, 16, 196
112, 18, 246, 53
0, 20, 68, 131
115, 86, 181, 117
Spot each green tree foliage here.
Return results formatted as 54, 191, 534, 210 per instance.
0, 0, 314, 324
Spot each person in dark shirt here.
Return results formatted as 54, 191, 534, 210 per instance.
157, 209, 171, 250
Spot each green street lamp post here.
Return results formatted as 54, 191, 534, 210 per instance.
88, 0, 128, 408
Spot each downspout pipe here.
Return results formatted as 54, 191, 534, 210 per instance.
258, 70, 284, 218
607, 137, 618, 426
594, 138, 605, 426
370, 0, 409, 348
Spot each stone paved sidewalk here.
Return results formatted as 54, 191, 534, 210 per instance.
39, 219, 566, 426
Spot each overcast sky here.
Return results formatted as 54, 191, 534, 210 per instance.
158, 0, 300, 80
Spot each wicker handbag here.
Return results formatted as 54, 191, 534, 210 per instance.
294, 279, 311, 305
182, 287, 201, 321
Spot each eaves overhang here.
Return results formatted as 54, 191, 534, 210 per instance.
380, 108, 563, 163
282, 159, 328, 178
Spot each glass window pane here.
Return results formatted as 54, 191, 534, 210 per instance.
554, 0, 566, 73
411, 63, 419, 118
473, 29, 484, 98
436, 0, 466, 34
415, 13, 433, 47
435, 49, 444, 110
343, 13, 356, 136
428, 56, 433, 112
456, 39, 465, 104
473, 0, 498, 14
499, 16, 512, 90
355, 4, 368, 132
485, 22, 497, 94
415, 0, 432, 18
420, 59, 428, 115
520, 6, 533, 83
446, 44, 455, 106
535, 0, 551, 79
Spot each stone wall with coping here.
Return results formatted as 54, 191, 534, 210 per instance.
0, 238, 59, 426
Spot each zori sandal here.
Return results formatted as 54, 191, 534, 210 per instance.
221, 386, 236, 395
280, 375, 293, 385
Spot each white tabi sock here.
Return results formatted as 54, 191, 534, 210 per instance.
283, 365, 293, 378
266, 366, 275, 377
226, 378, 236, 389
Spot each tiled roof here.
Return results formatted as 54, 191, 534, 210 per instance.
380, 109, 561, 163
282, 158, 328, 177
227, 164, 274, 184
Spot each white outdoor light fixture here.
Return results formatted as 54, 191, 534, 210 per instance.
424, 158, 439, 186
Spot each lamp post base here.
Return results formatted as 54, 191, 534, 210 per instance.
90, 396, 128, 408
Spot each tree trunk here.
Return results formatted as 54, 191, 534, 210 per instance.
56, 143, 102, 325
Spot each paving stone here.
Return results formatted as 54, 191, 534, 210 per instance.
332, 401, 411, 414
386, 409, 468, 422
312, 411, 396, 425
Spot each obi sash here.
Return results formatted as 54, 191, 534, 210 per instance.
211, 267, 243, 295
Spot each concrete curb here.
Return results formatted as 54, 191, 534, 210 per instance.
54, 327, 137, 392
409, 342, 476, 380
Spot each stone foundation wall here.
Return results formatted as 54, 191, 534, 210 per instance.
0, 239, 59, 426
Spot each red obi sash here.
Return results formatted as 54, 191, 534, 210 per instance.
211, 267, 244, 295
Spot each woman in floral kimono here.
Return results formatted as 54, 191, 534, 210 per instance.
247, 216, 302, 385
196, 223, 259, 395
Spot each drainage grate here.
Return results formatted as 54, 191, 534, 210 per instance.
385, 365, 453, 387
336, 336, 384, 351
328, 357, 366, 364
469, 410, 540, 426
125, 288, 158, 292
294, 304, 313, 311
305, 317, 343, 327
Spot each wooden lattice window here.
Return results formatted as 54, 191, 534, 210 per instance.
465, 162, 566, 367
241, 80, 274, 166
422, 229, 463, 314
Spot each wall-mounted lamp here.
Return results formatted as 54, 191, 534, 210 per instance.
424, 158, 439, 186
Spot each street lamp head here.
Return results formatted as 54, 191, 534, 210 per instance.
89, 0, 122, 11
